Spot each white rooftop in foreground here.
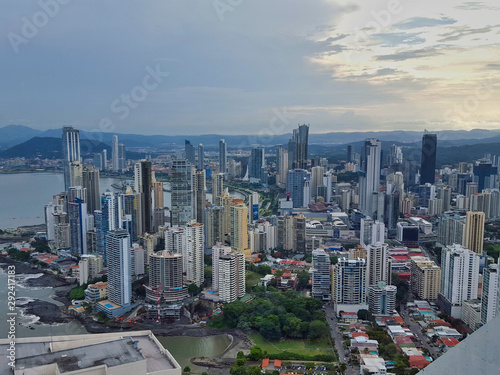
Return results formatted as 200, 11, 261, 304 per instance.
418, 315, 500, 375
0, 330, 181, 375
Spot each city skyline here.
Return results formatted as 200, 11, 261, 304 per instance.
1, 1, 499, 135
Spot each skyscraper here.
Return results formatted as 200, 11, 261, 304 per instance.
120, 189, 142, 242
346, 145, 352, 163
197, 143, 204, 170
118, 143, 126, 171
359, 139, 381, 217
147, 251, 187, 303
366, 242, 391, 291
211, 173, 224, 203
310, 166, 324, 201
248, 192, 259, 224
277, 145, 288, 186
68, 197, 88, 255
312, 249, 331, 301
463, 211, 485, 255
230, 202, 250, 257
62, 127, 81, 191
134, 160, 153, 233
82, 167, 101, 214
106, 229, 132, 307
420, 132, 437, 184
439, 244, 480, 318
481, 263, 498, 325
112, 135, 119, 171
219, 139, 227, 175
170, 159, 195, 227
205, 206, 226, 248
218, 251, 245, 303
248, 147, 265, 182
287, 124, 309, 170
194, 169, 206, 225
332, 257, 367, 314
286, 169, 307, 208
185, 221, 204, 286
185, 140, 196, 165
212, 243, 232, 291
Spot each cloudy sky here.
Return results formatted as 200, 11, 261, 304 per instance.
1, 0, 499, 135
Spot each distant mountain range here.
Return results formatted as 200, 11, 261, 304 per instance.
1, 125, 500, 165
2, 124, 500, 150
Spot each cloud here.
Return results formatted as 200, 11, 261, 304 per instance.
455, 2, 500, 11
437, 25, 499, 42
375, 47, 443, 61
394, 16, 457, 30
372, 32, 426, 47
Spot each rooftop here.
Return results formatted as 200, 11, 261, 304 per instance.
0, 331, 180, 375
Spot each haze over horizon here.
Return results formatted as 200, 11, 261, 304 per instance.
2, 1, 499, 135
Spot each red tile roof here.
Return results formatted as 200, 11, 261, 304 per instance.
262, 359, 270, 368
440, 337, 459, 346
409, 355, 430, 369
274, 359, 282, 367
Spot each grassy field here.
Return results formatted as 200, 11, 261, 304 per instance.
245, 271, 262, 287
249, 333, 334, 357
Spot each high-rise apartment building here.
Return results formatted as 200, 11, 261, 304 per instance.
312, 249, 331, 301
170, 159, 194, 227
194, 169, 206, 225
205, 205, 226, 248
82, 167, 101, 214
134, 160, 153, 233
439, 244, 480, 318
62, 127, 81, 191
438, 214, 465, 247
147, 251, 187, 303
185, 221, 204, 286
368, 281, 397, 315
218, 251, 245, 303
463, 211, 485, 255
332, 257, 367, 314
410, 256, 441, 300
106, 229, 131, 307
420, 132, 437, 184
212, 243, 232, 291
366, 242, 391, 291
230, 202, 250, 257
481, 263, 498, 325
211, 173, 224, 203
68, 197, 88, 255
248, 192, 259, 224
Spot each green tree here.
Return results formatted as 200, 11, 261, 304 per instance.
188, 283, 200, 296
338, 362, 347, 375
260, 315, 281, 340
247, 346, 265, 361
357, 309, 373, 321
246, 366, 261, 375
183, 366, 191, 374
70, 286, 86, 300
230, 365, 247, 375
297, 271, 310, 289
236, 358, 247, 366
308, 320, 327, 340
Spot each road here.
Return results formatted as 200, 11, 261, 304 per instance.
400, 303, 440, 359
325, 304, 359, 375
